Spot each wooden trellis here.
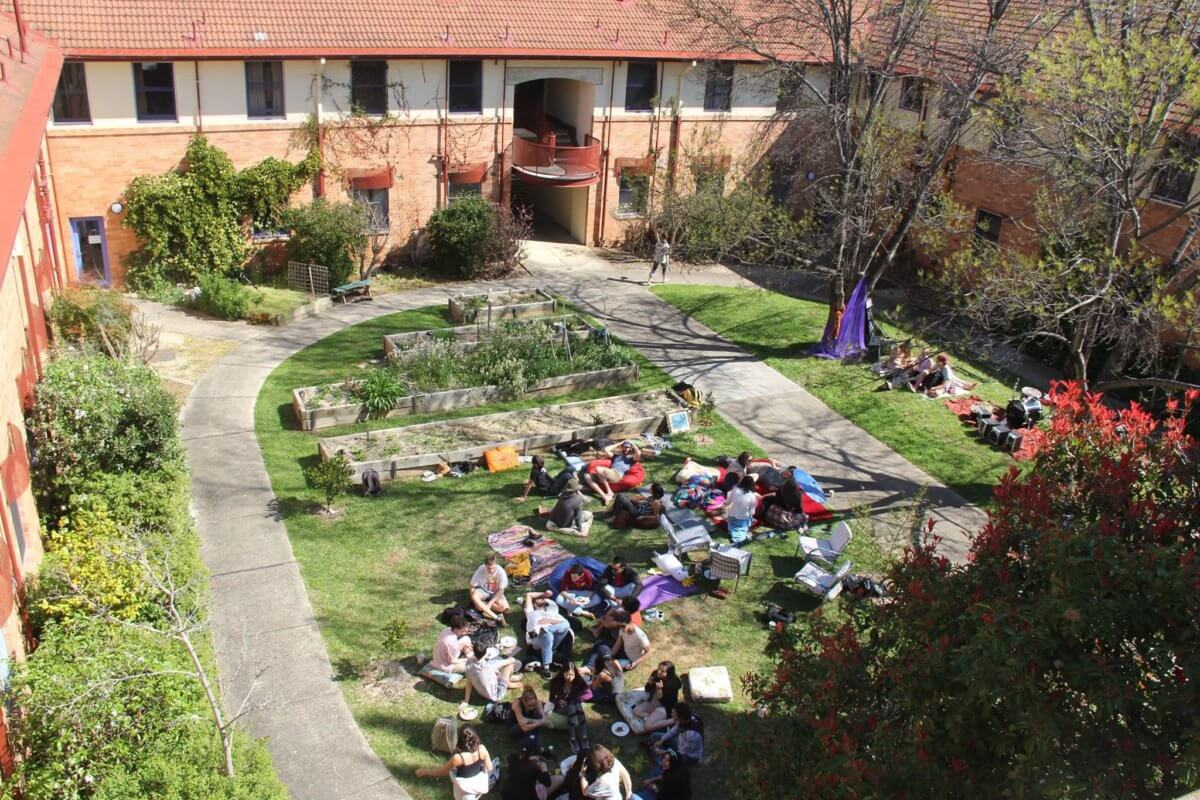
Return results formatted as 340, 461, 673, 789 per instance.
287, 261, 329, 296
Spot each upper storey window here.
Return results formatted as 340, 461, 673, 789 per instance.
53, 61, 91, 123
134, 62, 177, 121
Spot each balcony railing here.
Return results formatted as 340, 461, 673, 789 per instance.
512, 132, 601, 184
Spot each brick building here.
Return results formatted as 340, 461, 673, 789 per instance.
0, 0, 828, 287
0, 6, 66, 772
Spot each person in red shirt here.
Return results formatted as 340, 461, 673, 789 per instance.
555, 563, 601, 620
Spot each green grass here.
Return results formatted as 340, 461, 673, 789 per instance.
248, 286, 319, 325
652, 284, 1022, 506
254, 304, 886, 799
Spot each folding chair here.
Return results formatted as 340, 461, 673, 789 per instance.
794, 561, 852, 603
709, 545, 752, 592
796, 521, 852, 567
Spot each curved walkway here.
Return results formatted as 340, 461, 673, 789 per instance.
176, 249, 986, 800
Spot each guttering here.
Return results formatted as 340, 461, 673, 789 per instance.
63, 46, 814, 63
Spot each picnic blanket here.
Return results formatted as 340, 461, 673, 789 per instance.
487, 525, 574, 588
639, 574, 701, 609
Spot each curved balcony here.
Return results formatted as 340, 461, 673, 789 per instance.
512, 132, 601, 187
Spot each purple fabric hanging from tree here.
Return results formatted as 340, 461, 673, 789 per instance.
811, 278, 868, 360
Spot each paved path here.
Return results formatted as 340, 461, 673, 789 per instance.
173, 245, 986, 800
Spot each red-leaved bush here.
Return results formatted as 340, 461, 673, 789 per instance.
732, 382, 1199, 799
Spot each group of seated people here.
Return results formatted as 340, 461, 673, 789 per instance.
873, 344, 977, 397
515, 441, 652, 537
424, 545, 699, 800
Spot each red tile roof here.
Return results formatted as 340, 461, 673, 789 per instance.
0, 0, 827, 61
0, 11, 62, 269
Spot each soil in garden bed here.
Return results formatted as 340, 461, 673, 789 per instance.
339, 394, 679, 461
460, 290, 548, 306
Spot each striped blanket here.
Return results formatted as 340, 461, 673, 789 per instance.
487, 525, 574, 588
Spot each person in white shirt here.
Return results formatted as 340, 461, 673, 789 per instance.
612, 620, 652, 672
470, 554, 510, 624
647, 234, 671, 285
724, 474, 758, 545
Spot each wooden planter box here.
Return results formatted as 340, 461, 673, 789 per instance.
292, 364, 640, 431
317, 389, 685, 481
447, 288, 556, 323
383, 314, 596, 361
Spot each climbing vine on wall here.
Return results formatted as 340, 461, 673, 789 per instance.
122, 135, 320, 291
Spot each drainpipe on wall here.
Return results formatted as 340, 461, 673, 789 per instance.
315, 58, 326, 197
646, 61, 667, 216
498, 59, 508, 206
596, 59, 617, 245
193, 61, 203, 132
35, 153, 63, 291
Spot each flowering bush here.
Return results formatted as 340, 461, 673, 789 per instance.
733, 382, 1200, 798
27, 354, 180, 512
48, 287, 135, 351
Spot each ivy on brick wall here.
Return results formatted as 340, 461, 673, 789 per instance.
122, 135, 319, 292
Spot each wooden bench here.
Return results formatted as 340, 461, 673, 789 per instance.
332, 279, 372, 303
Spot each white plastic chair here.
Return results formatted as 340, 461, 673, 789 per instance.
797, 521, 852, 566
794, 561, 852, 602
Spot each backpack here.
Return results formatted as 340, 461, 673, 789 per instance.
485, 701, 513, 724
1005, 399, 1028, 429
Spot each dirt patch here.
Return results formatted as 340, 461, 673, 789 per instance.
362, 659, 422, 703
148, 331, 239, 402
337, 393, 679, 461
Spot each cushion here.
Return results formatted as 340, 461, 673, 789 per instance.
547, 556, 608, 594
419, 663, 465, 689
687, 666, 733, 703
615, 689, 650, 734
611, 462, 646, 493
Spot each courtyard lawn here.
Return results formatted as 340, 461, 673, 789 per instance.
652, 284, 1021, 506
247, 286, 317, 324
254, 304, 887, 800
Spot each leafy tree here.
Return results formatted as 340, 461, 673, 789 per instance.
733, 381, 1200, 798
284, 199, 371, 287
305, 454, 353, 513
932, 2, 1200, 393
669, 0, 1061, 342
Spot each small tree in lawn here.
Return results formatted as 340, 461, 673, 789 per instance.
730, 381, 1200, 798
305, 454, 352, 514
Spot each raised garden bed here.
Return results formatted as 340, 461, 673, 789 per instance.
317, 390, 685, 480
292, 363, 640, 431
383, 315, 597, 361
448, 288, 556, 323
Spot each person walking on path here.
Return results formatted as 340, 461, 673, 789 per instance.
647, 233, 670, 285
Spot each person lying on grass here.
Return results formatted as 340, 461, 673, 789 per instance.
464, 640, 523, 706
583, 440, 641, 505
471, 553, 511, 625
524, 591, 572, 679
603, 484, 665, 530
515, 454, 576, 503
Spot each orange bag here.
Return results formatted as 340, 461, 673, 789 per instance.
484, 446, 520, 473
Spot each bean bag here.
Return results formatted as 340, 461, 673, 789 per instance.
419, 663, 465, 689
686, 666, 733, 703
585, 459, 646, 493
547, 556, 608, 594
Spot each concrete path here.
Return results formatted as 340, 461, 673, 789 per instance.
173, 244, 986, 800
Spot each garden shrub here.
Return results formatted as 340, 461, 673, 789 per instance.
93, 725, 288, 800
195, 271, 258, 320
426, 195, 495, 277
48, 286, 135, 350
30, 503, 150, 627
28, 354, 181, 511
353, 369, 409, 417
285, 199, 370, 287
5, 619, 203, 799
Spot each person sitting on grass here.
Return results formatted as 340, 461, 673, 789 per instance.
722, 474, 759, 545
470, 554, 510, 625
583, 745, 634, 799
549, 662, 593, 755
501, 746, 552, 800
583, 441, 641, 505
524, 591, 572, 679
760, 475, 809, 532
464, 640, 522, 706
609, 614, 652, 673
432, 609, 473, 674
632, 661, 682, 733
637, 748, 693, 800
583, 647, 626, 705
415, 726, 498, 798
599, 556, 644, 602
556, 562, 601, 619
648, 703, 704, 765
509, 685, 550, 755
592, 597, 641, 645
515, 454, 575, 503
548, 478, 594, 538
606, 484, 666, 530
